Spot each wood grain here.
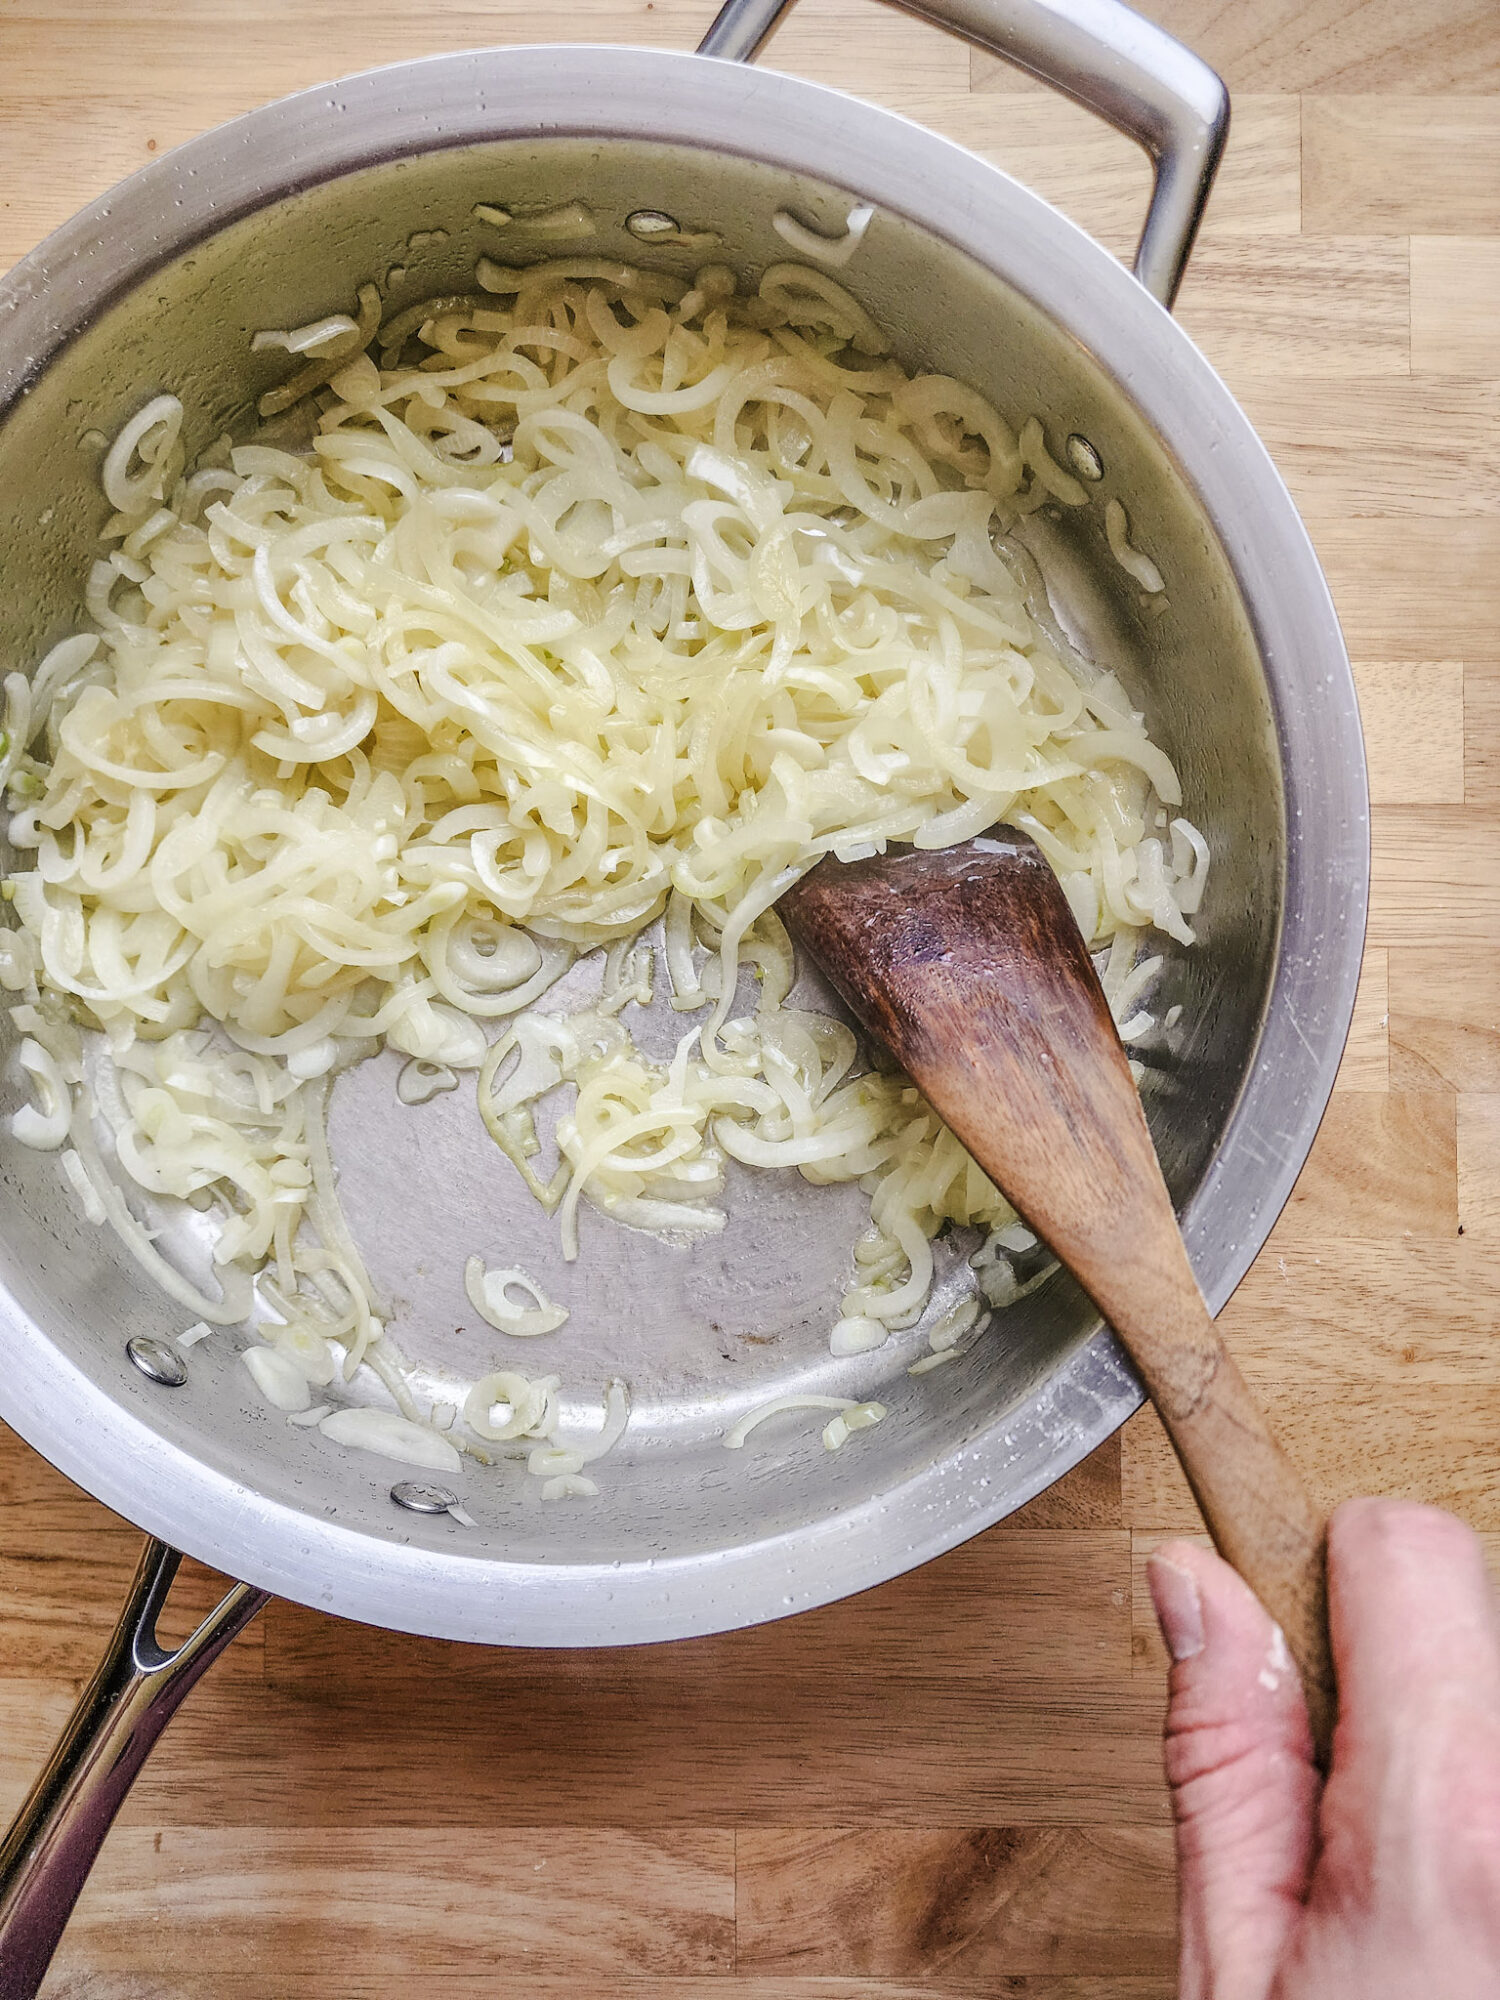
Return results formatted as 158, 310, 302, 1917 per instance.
1122, 1385, 1500, 1528
1369, 807, 1500, 945
1173, 238, 1410, 376
1277, 1090, 1457, 1236
1303, 96, 1500, 234
1412, 235, 1500, 373
1390, 946, 1500, 1087
0, 1669, 1175, 1833
970, 0, 1500, 93
1457, 1094, 1500, 1235
1464, 666, 1500, 806
0, 1506, 263, 1685
899, 93, 1299, 261
1231, 379, 1500, 517
1214, 1238, 1500, 1383
0, 0, 1494, 1989
1334, 948, 1390, 1091
1315, 519, 1500, 656
1354, 663, 1465, 802
735, 1827, 1177, 1979
261, 1527, 1136, 1699
44, 1828, 736, 1980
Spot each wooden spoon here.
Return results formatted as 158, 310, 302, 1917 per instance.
782, 829, 1335, 1762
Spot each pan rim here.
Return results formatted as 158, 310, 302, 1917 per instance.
0, 42, 1368, 1644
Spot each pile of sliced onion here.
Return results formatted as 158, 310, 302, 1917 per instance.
0, 252, 1207, 1504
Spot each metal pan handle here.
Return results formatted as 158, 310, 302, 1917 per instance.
698, 0, 1228, 308
0, 1537, 268, 1998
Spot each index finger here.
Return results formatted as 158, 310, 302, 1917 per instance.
1329, 1498, 1500, 1733
1324, 1498, 1500, 1882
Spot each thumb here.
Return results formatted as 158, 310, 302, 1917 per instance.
1148, 1540, 1322, 2000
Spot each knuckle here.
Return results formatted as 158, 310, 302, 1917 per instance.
1164, 1719, 1315, 1870
1163, 1704, 1293, 1795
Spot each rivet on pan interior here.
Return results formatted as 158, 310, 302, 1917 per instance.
126, 1336, 188, 1387
1065, 433, 1104, 481
626, 210, 679, 239
390, 1480, 459, 1515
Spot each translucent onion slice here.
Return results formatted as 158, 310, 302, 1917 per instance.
464, 1257, 569, 1338
541, 1472, 599, 1499
829, 1314, 889, 1356
550, 1378, 630, 1465
724, 1393, 857, 1450
242, 1344, 313, 1412
464, 1368, 558, 1442
318, 1406, 463, 1473
9, 1038, 71, 1151
822, 1402, 886, 1450
397, 1059, 458, 1105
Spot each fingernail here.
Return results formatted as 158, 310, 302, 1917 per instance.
1148, 1553, 1205, 1661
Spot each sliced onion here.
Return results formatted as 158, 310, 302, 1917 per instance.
447, 921, 543, 991
9, 1038, 70, 1151
463, 1368, 557, 1442
59, 1146, 106, 1223
724, 1394, 855, 1450
829, 1315, 888, 1357
464, 1256, 568, 1338
242, 1344, 312, 1412
928, 1296, 981, 1353
550, 1378, 629, 1465
1104, 497, 1166, 594
527, 1444, 586, 1477
5, 254, 1207, 1510
252, 314, 360, 356
823, 1401, 886, 1450
541, 1472, 598, 1499
318, 1406, 463, 1473
101, 395, 182, 515
397, 1059, 458, 1105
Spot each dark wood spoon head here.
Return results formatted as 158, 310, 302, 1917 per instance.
780, 829, 1162, 1278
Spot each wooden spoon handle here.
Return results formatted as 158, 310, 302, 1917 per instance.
778, 841, 1336, 1761
1109, 1248, 1335, 1765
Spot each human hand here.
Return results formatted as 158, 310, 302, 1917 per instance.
1148, 1498, 1500, 1999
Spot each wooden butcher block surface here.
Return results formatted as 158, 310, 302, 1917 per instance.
0, 0, 1497, 1992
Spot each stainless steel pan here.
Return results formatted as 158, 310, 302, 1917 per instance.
0, 0, 1369, 1985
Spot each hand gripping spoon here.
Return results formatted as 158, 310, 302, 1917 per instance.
782, 829, 1335, 1762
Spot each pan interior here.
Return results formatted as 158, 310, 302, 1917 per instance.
0, 132, 1279, 1593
